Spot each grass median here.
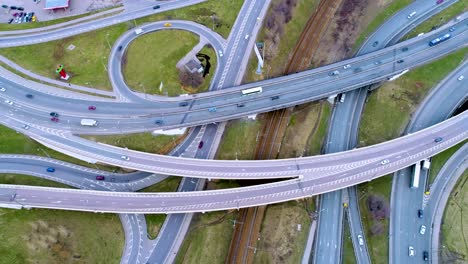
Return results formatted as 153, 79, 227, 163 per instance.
428, 140, 467, 184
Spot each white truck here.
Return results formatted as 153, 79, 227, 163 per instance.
422, 158, 431, 170
80, 119, 98, 127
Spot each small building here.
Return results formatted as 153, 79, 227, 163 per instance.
44, 0, 70, 10
184, 58, 204, 74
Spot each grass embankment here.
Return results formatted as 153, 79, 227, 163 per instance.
216, 119, 262, 160
139, 177, 182, 239
123, 30, 212, 96
0, 6, 122, 31
253, 200, 313, 264
359, 48, 467, 146
83, 132, 179, 155
357, 175, 392, 264
175, 211, 236, 264
353, 0, 412, 50
0, 125, 119, 172
0, 208, 123, 264
403, 1, 468, 39
0, 0, 242, 91
440, 171, 468, 263
428, 141, 467, 184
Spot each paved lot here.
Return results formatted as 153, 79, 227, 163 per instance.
0, 0, 121, 23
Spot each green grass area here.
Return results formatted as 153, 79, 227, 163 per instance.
245, 0, 320, 82
0, 0, 242, 91
0, 174, 70, 188
306, 102, 331, 155
428, 140, 467, 184
139, 177, 182, 239
216, 119, 263, 160
357, 175, 392, 264
440, 171, 468, 263
123, 31, 203, 96
353, 0, 412, 50
0, 125, 119, 172
83, 132, 178, 155
403, 1, 468, 40
134, 0, 244, 38
0, 6, 122, 31
343, 215, 357, 264
359, 48, 467, 146
253, 200, 313, 264
175, 210, 236, 264
0, 208, 123, 264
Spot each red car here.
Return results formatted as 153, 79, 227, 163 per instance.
436, 0, 444, 4
198, 141, 204, 149
95, 175, 105, 180
50, 117, 59, 122
88, 106, 96, 110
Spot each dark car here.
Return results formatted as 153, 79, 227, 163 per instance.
397, 59, 404, 63
423, 251, 429, 261
179, 101, 189, 107
401, 47, 408, 52
96, 175, 105, 181
118, 46, 123, 51
12, 13, 19, 17
434, 137, 443, 143
271, 95, 279, 100
50, 117, 59, 122
88, 105, 96, 110
25, 94, 33, 99
237, 103, 245, 108
372, 41, 379, 47
50, 112, 59, 117
436, 0, 444, 4
198, 141, 204, 149
153, 5, 160, 9
418, 209, 423, 218
7, 18, 13, 24
155, 120, 164, 125
46, 167, 55, 172
10, 6, 17, 10
17, 7, 24, 11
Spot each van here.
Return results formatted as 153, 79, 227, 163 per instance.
80, 119, 98, 127
134, 28, 143, 35
407, 11, 416, 19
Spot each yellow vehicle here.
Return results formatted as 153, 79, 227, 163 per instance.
343, 203, 348, 208
164, 23, 172, 27
32, 15, 36, 22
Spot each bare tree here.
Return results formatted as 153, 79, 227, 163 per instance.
179, 69, 204, 88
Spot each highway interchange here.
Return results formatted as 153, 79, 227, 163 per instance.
3, 2, 466, 264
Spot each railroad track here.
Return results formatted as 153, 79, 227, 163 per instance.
226, 0, 343, 263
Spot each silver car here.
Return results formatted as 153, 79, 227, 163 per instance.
420, 225, 426, 235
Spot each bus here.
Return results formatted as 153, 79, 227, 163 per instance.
411, 161, 421, 188
428, 33, 451, 46
242, 87, 262, 96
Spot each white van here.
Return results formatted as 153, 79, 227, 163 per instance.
407, 11, 416, 19
80, 119, 98, 126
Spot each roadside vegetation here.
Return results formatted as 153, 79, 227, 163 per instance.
428, 140, 467, 184
358, 175, 391, 264
0, 207, 123, 264
403, 1, 467, 39
83, 132, 181, 155
343, 215, 357, 264
359, 48, 467, 146
440, 171, 468, 264
0, 0, 242, 91
139, 177, 182, 239
253, 200, 313, 264
175, 210, 237, 264
216, 119, 263, 160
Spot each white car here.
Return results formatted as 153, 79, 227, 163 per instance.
420, 225, 426, 235
380, 159, 389, 165
343, 64, 351, 69
120, 155, 130, 161
0, 87, 6, 92
458, 75, 464, 81
218, 50, 223, 57
4, 99, 13, 105
357, 235, 364, 246
407, 11, 416, 19
22, 124, 30, 130
244, 34, 249, 40
409, 246, 415, 256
